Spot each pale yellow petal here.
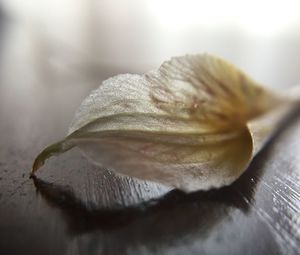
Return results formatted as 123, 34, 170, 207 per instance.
31, 54, 299, 192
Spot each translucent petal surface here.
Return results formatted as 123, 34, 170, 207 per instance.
32, 54, 299, 192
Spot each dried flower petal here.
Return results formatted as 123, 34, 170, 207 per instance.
31, 54, 300, 192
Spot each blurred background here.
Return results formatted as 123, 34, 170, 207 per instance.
1, 0, 300, 88
0, 0, 300, 137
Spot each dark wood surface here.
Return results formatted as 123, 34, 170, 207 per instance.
1, 18, 300, 255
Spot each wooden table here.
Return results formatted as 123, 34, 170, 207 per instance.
0, 18, 300, 255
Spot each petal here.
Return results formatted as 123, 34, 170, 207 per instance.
149, 54, 280, 129
68, 128, 253, 191
31, 54, 295, 192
